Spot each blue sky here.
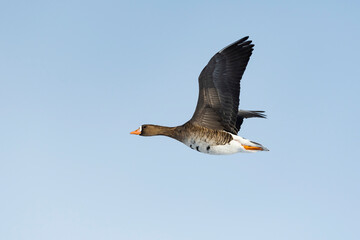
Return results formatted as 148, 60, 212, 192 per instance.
1, 0, 360, 239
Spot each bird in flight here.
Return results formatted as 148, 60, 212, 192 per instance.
131, 36, 268, 154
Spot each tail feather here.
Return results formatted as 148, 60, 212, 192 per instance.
233, 135, 269, 152
245, 139, 269, 152
249, 140, 269, 151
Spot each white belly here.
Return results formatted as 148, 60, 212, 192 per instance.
209, 140, 246, 155
183, 134, 252, 155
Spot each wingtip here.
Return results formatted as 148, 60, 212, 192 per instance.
255, 111, 267, 119
219, 36, 254, 53
238, 110, 267, 119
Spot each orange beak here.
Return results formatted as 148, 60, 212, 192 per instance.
130, 128, 141, 135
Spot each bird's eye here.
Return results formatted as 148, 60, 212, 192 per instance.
143, 126, 147, 129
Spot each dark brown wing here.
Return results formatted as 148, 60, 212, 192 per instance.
189, 36, 254, 134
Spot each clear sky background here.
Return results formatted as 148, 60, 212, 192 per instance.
1, 1, 360, 239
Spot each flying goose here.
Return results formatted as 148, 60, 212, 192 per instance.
131, 36, 268, 154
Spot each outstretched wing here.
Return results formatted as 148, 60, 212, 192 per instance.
189, 37, 254, 134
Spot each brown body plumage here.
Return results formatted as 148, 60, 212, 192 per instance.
140, 122, 233, 146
